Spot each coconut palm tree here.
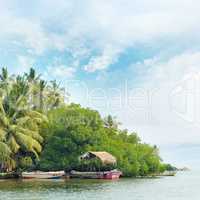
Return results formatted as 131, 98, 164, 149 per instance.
46, 80, 65, 110
0, 67, 13, 97
25, 68, 40, 110
25, 68, 40, 83
0, 67, 9, 84
39, 80, 47, 112
0, 70, 47, 171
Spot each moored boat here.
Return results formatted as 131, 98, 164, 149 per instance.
70, 151, 122, 179
70, 170, 122, 180
22, 171, 66, 179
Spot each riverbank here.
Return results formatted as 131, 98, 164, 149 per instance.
0, 170, 177, 180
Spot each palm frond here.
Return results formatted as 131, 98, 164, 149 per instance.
0, 128, 7, 141
14, 132, 42, 154
16, 116, 32, 126
0, 97, 6, 115
17, 127, 43, 143
0, 142, 11, 161
27, 111, 48, 123
0, 115, 9, 127
7, 136, 20, 153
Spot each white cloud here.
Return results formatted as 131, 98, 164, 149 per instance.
0, 13, 49, 55
1, 0, 200, 71
47, 65, 76, 78
84, 45, 121, 72
2, 0, 200, 127
79, 51, 200, 147
16, 55, 35, 74
120, 51, 200, 145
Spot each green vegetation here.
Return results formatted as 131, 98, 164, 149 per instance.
39, 105, 167, 177
0, 68, 170, 177
0, 68, 64, 171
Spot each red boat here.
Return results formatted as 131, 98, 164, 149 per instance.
70, 170, 122, 179
104, 170, 122, 179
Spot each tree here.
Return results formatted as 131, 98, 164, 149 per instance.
0, 67, 168, 176
38, 104, 165, 177
25, 68, 40, 110
39, 80, 47, 112
0, 68, 47, 171
104, 115, 121, 129
46, 80, 65, 110
25, 68, 65, 112
39, 105, 104, 171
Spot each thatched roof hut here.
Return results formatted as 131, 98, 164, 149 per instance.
80, 151, 117, 165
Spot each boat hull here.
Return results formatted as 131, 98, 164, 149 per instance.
70, 170, 122, 180
22, 171, 66, 179
103, 171, 122, 179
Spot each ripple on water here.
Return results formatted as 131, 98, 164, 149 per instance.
0, 171, 199, 200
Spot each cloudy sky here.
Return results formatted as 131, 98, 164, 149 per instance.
1, 0, 200, 168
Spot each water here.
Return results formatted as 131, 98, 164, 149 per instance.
0, 171, 198, 200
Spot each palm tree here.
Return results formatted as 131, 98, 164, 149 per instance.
25, 69, 67, 112
46, 80, 65, 110
39, 80, 47, 112
0, 67, 12, 96
104, 115, 121, 129
25, 68, 40, 110
0, 68, 72, 171
25, 68, 40, 83
0, 70, 47, 171
0, 67, 9, 84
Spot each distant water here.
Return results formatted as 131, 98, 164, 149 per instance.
0, 171, 199, 200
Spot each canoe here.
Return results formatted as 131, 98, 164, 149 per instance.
70, 170, 122, 179
22, 171, 65, 179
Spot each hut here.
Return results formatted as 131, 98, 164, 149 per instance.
80, 151, 117, 165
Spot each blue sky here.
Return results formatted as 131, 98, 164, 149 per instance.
1, 0, 200, 168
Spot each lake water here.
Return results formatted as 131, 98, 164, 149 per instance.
0, 171, 198, 200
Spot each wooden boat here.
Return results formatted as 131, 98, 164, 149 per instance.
70, 170, 122, 180
22, 171, 65, 179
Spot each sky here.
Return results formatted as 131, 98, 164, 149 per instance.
1, 0, 200, 168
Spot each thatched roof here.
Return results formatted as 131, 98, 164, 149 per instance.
80, 151, 117, 165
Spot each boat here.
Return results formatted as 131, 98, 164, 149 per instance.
21, 171, 66, 179
70, 169, 122, 179
161, 171, 177, 176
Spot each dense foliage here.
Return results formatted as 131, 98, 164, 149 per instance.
39, 104, 166, 177
0, 68, 170, 176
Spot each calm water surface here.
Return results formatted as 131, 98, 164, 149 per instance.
0, 171, 198, 200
